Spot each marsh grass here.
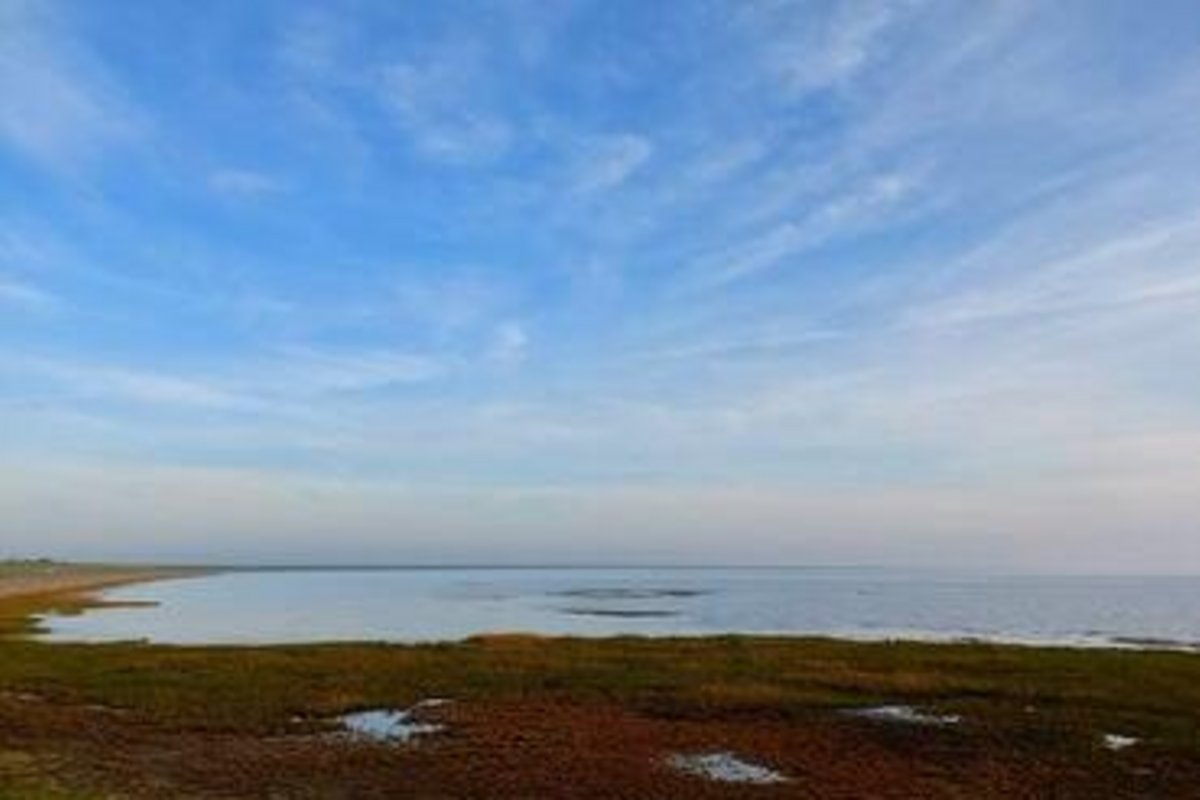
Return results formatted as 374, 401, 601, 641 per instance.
0, 749, 105, 799
0, 629, 1198, 748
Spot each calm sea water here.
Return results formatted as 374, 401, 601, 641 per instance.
37, 568, 1200, 648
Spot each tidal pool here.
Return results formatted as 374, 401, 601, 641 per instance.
668, 752, 788, 784
339, 700, 449, 743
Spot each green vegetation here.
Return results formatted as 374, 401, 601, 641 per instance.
0, 635, 1197, 745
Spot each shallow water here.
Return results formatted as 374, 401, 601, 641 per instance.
35, 567, 1200, 647
1103, 733, 1139, 751
846, 705, 961, 726
339, 703, 446, 743
668, 752, 788, 784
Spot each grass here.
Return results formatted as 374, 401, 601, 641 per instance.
0, 635, 1197, 743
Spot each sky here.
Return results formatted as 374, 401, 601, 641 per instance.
1, 0, 1199, 570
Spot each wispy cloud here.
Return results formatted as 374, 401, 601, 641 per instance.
277, 7, 349, 80
13, 357, 254, 411
0, 277, 59, 312
485, 321, 529, 366
690, 170, 923, 288
269, 348, 447, 394
746, 0, 909, 95
568, 134, 653, 194
378, 44, 512, 164
3, 345, 448, 417
2, 1, 1199, 566
904, 213, 1200, 331
208, 168, 287, 197
0, 2, 144, 170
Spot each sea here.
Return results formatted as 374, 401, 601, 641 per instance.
36, 567, 1200, 649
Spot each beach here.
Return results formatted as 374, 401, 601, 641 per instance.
0, 562, 203, 602
0, 562, 208, 640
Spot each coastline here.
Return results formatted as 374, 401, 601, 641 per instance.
0, 562, 210, 602
2, 566, 1199, 797
19, 565, 1200, 653
0, 563, 212, 639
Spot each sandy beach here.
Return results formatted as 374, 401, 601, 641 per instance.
0, 562, 204, 602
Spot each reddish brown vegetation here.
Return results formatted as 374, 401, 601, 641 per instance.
2, 691, 1197, 798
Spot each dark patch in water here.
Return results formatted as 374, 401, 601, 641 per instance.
559, 607, 681, 619
553, 588, 709, 600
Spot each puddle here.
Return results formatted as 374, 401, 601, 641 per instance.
668, 752, 788, 785
338, 699, 450, 743
1103, 733, 1139, 751
846, 705, 961, 726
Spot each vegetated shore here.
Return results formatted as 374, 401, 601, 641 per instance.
0, 561, 210, 639
1, 567, 1199, 798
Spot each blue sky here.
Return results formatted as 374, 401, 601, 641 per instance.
2, 0, 1199, 569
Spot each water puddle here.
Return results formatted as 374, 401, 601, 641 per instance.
668, 752, 789, 785
1103, 733, 1139, 751
338, 699, 449, 743
845, 705, 961, 726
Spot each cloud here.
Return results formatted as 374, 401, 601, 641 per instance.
208, 168, 287, 197
0, 2, 143, 170
2, 458, 1197, 571
904, 213, 1200, 331
387, 269, 516, 335
569, 134, 653, 194
277, 7, 348, 79
378, 45, 512, 164
744, 0, 909, 94
691, 170, 922, 287
2, 1, 1199, 568
0, 277, 59, 312
631, 328, 843, 363
3, 346, 446, 417
270, 348, 446, 393
14, 358, 255, 411
486, 321, 529, 365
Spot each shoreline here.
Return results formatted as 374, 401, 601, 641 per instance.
2, 566, 1198, 797
0, 562, 212, 603
9, 565, 1198, 654
0, 562, 213, 639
